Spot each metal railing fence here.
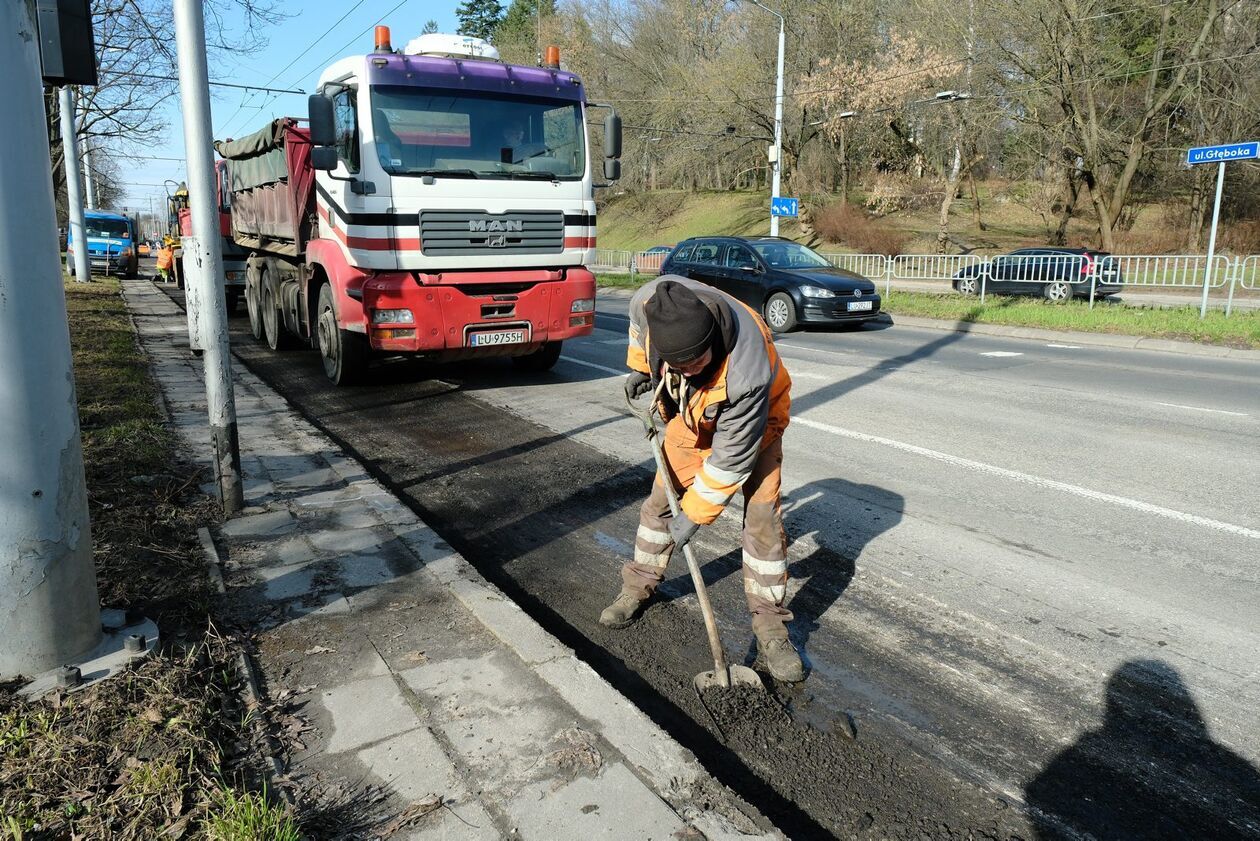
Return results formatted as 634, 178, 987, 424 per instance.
587, 249, 1260, 317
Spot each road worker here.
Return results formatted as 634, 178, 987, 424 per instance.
155, 240, 175, 283
601, 277, 804, 682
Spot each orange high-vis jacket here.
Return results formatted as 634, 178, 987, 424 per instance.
156, 247, 174, 270
627, 276, 792, 525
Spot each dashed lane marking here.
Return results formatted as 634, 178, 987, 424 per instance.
559, 355, 624, 377
1046, 343, 1082, 349
793, 416, 1260, 541
1155, 402, 1249, 417
980, 351, 1024, 358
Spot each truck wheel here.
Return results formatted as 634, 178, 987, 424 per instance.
245, 278, 264, 341
262, 284, 293, 351
512, 341, 562, 373
316, 284, 368, 385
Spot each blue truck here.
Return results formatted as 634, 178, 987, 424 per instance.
66, 210, 140, 278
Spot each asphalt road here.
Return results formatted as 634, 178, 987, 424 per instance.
175, 285, 1260, 838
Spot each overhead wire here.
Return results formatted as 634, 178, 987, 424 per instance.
216, 0, 370, 138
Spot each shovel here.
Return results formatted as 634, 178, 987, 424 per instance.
627, 384, 764, 696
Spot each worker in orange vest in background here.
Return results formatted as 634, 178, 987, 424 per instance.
155, 240, 174, 283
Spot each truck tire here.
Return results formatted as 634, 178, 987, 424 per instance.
245, 276, 264, 341
262, 283, 293, 351
316, 283, 368, 385
512, 341, 562, 373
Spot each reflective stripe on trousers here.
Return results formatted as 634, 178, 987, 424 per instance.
621, 432, 792, 637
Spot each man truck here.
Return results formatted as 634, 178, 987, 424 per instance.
215, 30, 620, 385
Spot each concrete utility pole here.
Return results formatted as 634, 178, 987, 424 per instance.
173, 0, 245, 514
83, 136, 96, 209
1, 1, 104, 678
59, 87, 90, 281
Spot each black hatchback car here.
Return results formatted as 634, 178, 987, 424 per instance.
953, 247, 1125, 301
660, 236, 881, 332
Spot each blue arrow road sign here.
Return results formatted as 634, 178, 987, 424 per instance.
771, 196, 799, 217
1186, 141, 1258, 165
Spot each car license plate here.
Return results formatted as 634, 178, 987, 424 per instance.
847, 301, 873, 312
468, 329, 527, 347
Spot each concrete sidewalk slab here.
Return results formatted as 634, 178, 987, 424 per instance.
122, 280, 776, 840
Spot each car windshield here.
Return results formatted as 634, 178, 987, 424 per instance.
85, 218, 130, 238
370, 86, 585, 180
751, 241, 830, 269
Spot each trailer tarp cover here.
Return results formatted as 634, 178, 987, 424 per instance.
215, 119, 289, 192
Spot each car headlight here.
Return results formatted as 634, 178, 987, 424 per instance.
371, 308, 414, 324
119, 247, 133, 257
799, 285, 835, 298
571, 298, 594, 313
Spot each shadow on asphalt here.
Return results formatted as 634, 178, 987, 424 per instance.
1024, 659, 1260, 840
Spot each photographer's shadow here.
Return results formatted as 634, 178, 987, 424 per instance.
1025, 659, 1260, 839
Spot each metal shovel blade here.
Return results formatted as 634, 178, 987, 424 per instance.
694, 664, 763, 693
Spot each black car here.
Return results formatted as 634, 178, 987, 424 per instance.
953, 247, 1124, 301
661, 236, 881, 332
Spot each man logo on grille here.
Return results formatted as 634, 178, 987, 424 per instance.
469, 220, 524, 233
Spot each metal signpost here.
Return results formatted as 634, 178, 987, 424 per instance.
771, 196, 799, 219
1186, 141, 1259, 318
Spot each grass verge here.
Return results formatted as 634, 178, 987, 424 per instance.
595, 277, 1260, 349
0, 278, 296, 839
880, 290, 1260, 349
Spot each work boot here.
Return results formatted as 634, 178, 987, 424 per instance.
758, 636, 805, 683
599, 590, 648, 629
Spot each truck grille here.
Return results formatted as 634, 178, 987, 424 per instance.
419, 210, 564, 257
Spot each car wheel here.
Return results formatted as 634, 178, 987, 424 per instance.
512, 341, 563, 372
316, 283, 367, 385
1043, 280, 1072, 302
955, 275, 980, 296
764, 292, 798, 333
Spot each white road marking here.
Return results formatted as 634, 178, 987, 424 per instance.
1155, 402, 1248, 418
1046, 343, 1082, 349
598, 338, 627, 345
559, 355, 623, 377
790, 370, 832, 380
980, 351, 1024, 358
793, 416, 1260, 541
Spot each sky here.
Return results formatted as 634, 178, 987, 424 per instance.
114, 1, 461, 215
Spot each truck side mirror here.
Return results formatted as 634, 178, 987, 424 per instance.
603, 112, 622, 159
308, 94, 336, 147
603, 159, 621, 181
311, 146, 338, 171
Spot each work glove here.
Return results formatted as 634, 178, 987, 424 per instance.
669, 510, 700, 551
624, 370, 653, 401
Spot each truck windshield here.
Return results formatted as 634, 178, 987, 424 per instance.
370, 86, 585, 180
85, 218, 131, 238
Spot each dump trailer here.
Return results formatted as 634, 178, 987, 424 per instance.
215, 29, 620, 385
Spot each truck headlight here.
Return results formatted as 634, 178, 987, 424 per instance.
799, 285, 835, 298
371, 308, 414, 324
225, 271, 242, 281
570, 298, 594, 313
120, 248, 133, 257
